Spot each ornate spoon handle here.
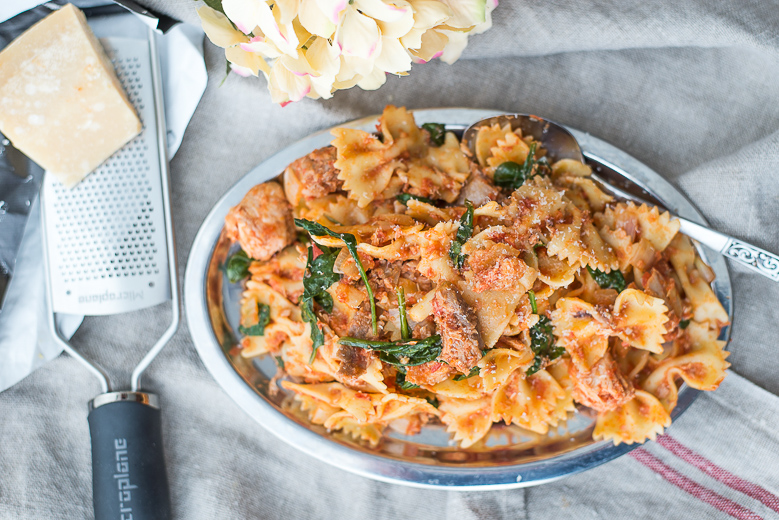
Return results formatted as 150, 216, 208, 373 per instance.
678, 219, 779, 281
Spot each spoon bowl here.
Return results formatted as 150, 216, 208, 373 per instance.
462, 114, 585, 163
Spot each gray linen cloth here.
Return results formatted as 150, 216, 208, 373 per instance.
2, 0, 779, 518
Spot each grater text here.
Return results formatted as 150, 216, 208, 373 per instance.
78, 290, 144, 304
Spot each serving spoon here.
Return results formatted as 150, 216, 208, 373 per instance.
462, 114, 779, 281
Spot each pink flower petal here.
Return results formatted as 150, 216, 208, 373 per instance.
316, 0, 348, 25
336, 8, 381, 60
331, 0, 347, 22
231, 65, 253, 77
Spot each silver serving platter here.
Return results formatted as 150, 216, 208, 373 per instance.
184, 108, 732, 490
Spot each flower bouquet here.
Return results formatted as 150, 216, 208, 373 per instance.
198, 0, 498, 105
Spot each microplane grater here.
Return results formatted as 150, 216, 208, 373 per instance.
41, 37, 170, 316
39, 22, 179, 520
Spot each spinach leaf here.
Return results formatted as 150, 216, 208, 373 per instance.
493, 142, 547, 190
679, 319, 690, 329
426, 396, 440, 408
526, 315, 565, 376
449, 200, 474, 269
275, 356, 285, 370
303, 244, 340, 312
238, 302, 271, 336
296, 219, 378, 336
395, 371, 420, 390
586, 266, 627, 293
422, 123, 446, 147
339, 335, 443, 369
395, 193, 437, 206
528, 290, 538, 314
301, 297, 324, 363
453, 366, 480, 381
397, 287, 411, 341
493, 161, 523, 188
300, 244, 341, 362
225, 249, 252, 283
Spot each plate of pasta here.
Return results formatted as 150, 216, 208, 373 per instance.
184, 107, 732, 489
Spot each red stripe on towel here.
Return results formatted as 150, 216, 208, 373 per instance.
659, 436, 779, 514
630, 449, 763, 520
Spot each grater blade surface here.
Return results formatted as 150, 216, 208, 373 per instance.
41, 37, 170, 316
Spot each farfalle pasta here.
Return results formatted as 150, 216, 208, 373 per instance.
223, 106, 729, 449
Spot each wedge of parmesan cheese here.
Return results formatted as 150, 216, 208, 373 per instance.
0, 4, 141, 188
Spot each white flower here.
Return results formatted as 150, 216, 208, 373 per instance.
197, 0, 498, 105
335, 6, 381, 59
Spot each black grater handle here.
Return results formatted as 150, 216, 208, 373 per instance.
88, 393, 171, 520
